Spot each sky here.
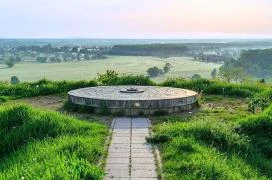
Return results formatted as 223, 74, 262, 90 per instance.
0, 0, 272, 39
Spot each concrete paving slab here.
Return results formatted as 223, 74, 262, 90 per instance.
131, 152, 154, 158
131, 143, 153, 149
104, 117, 158, 180
131, 136, 147, 144
108, 152, 130, 158
112, 133, 131, 137
108, 148, 130, 153
105, 169, 130, 178
131, 157, 155, 164
131, 163, 156, 170
113, 130, 130, 134
131, 148, 153, 153
111, 137, 130, 144
131, 169, 157, 178
107, 158, 129, 164
109, 144, 130, 149
131, 178, 158, 180
105, 163, 130, 170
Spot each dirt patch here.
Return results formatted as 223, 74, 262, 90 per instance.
19, 95, 66, 111
19, 94, 112, 126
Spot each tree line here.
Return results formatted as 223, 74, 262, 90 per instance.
219, 48, 272, 80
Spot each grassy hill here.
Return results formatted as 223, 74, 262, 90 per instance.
150, 96, 272, 179
1, 75, 272, 179
0, 104, 107, 179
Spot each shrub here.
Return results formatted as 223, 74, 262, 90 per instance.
161, 78, 266, 98
147, 66, 164, 77
248, 90, 272, 113
191, 74, 202, 81
10, 76, 20, 84
6, 61, 14, 68
239, 104, 272, 136
97, 71, 155, 86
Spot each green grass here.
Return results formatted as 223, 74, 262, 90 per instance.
0, 104, 107, 179
0, 56, 221, 82
0, 79, 97, 99
150, 95, 272, 179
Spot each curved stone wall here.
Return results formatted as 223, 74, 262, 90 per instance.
68, 86, 198, 115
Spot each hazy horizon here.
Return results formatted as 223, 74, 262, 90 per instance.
1, 0, 272, 39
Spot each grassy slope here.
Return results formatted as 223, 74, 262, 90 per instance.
151, 95, 271, 179
0, 56, 220, 82
0, 104, 107, 180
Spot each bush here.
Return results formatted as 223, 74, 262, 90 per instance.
10, 76, 20, 84
6, 61, 14, 68
147, 66, 164, 77
239, 104, 272, 136
248, 90, 272, 113
161, 78, 267, 98
191, 74, 202, 81
97, 70, 155, 86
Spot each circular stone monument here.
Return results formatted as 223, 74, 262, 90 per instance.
68, 86, 198, 116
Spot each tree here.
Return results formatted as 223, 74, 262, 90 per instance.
232, 67, 245, 83
36, 56, 47, 63
211, 68, 217, 79
191, 74, 202, 81
6, 60, 14, 68
15, 56, 22, 62
56, 57, 62, 63
10, 76, 20, 84
163, 62, 172, 73
8, 56, 16, 62
84, 54, 91, 60
76, 53, 81, 61
97, 70, 119, 85
71, 47, 79, 53
219, 66, 233, 83
147, 66, 163, 77
219, 66, 245, 83
50, 57, 56, 62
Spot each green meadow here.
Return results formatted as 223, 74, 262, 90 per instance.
0, 56, 221, 82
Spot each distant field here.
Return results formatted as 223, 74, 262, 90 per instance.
0, 56, 221, 82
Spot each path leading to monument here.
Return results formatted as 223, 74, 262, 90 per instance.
105, 117, 159, 179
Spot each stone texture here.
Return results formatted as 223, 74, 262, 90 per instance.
131, 169, 157, 178
68, 86, 197, 116
104, 117, 158, 180
107, 158, 129, 164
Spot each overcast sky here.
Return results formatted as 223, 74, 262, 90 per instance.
1, 0, 272, 38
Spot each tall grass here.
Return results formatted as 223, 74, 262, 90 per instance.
0, 104, 107, 179
150, 97, 272, 179
248, 89, 272, 113
161, 78, 268, 98
0, 75, 270, 100
150, 118, 270, 179
0, 79, 98, 99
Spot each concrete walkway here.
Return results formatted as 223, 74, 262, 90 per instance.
105, 117, 158, 180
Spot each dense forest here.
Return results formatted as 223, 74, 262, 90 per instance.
220, 49, 272, 79
110, 44, 190, 57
